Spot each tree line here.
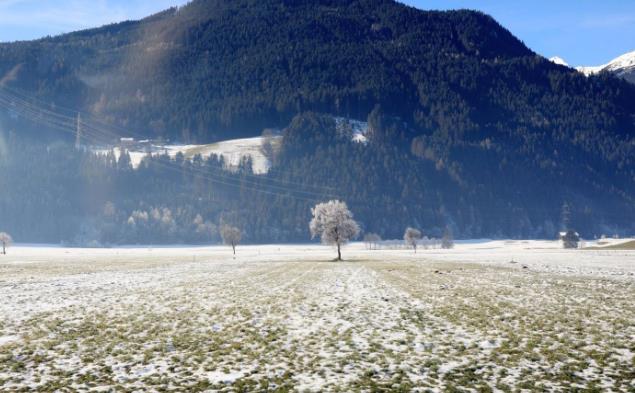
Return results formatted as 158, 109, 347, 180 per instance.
1, 110, 633, 248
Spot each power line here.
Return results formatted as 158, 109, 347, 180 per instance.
0, 85, 339, 202
0, 84, 338, 193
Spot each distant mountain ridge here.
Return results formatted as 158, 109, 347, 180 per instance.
550, 51, 635, 84
578, 51, 635, 84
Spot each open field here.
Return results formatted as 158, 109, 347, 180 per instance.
1, 241, 634, 392
586, 240, 635, 251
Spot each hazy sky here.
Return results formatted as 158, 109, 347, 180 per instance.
0, 0, 189, 41
0, 0, 633, 66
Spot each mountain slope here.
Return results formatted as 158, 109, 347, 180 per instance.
0, 0, 543, 141
1, 0, 633, 166
1, 0, 635, 241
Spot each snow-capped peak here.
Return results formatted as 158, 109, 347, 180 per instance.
575, 50, 635, 76
602, 50, 635, 73
549, 56, 568, 67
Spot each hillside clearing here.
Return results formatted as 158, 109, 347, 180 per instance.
94, 136, 278, 174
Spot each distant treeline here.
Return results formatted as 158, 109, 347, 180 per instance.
1, 111, 633, 245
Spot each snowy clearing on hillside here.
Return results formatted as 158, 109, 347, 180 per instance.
95, 136, 279, 174
1, 240, 634, 391
94, 117, 368, 175
94, 117, 368, 174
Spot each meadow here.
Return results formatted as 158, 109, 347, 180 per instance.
1, 241, 634, 392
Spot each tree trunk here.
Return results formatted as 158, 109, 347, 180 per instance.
232, 243, 236, 255
337, 243, 342, 261
414, 244, 417, 254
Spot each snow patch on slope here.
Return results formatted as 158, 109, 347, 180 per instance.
167, 137, 280, 174
95, 136, 280, 174
549, 56, 569, 66
93, 117, 369, 174
576, 65, 604, 76
334, 117, 369, 143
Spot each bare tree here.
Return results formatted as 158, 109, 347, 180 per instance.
310, 200, 360, 261
441, 227, 454, 249
0, 232, 12, 255
363, 233, 381, 250
404, 227, 422, 253
220, 225, 242, 255
363, 234, 371, 250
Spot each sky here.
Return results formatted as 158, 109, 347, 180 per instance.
0, 0, 633, 66
0, 0, 189, 41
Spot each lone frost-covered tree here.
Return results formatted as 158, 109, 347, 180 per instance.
0, 232, 12, 255
404, 227, 422, 253
310, 200, 360, 261
220, 225, 241, 255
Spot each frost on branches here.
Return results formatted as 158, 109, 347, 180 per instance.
0, 232, 12, 255
220, 225, 242, 255
310, 200, 360, 261
404, 227, 422, 253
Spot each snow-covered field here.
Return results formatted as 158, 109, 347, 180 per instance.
1, 240, 634, 391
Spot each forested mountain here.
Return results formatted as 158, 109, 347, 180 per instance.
1, 0, 634, 243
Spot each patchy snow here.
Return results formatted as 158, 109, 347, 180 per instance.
92, 117, 371, 175
0, 335, 20, 346
418, 238, 635, 277
94, 136, 280, 174
1, 240, 634, 391
335, 117, 369, 143
576, 64, 605, 76
206, 370, 246, 384
437, 360, 465, 374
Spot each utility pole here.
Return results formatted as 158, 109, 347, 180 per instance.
75, 112, 82, 149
